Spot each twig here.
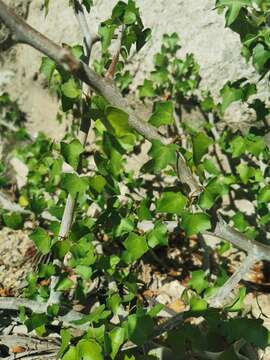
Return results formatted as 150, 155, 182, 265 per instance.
0, 191, 32, 214
0, 297, 87, 329
48, 0, 93, 305
5, 348, 58, 360
209, 248, 260, 307
106, 25, 124, 79
74, 0, 94, 63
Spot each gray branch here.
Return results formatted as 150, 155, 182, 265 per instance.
0, 0, 163, 144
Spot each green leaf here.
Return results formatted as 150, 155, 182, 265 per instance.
225, 287, 246, 312
220, 82, 243, 114
99, 24, 116, 52
40, 57, 55, 83
253, 44, 270, 73
190, 296, 208, 311
138, 80, 155, 97
25, 313, 49, 332
188, 270, 209, 294
106, 106, 131, 137
61, 139, 84, 170
237, 163, 263, 184
192, 132, 212, 165
82, 0, 93, 12
222, 318, 270, 349
137, 199, 152, 220
202, 159, 220, 175
52, 240, 71, 260
258, 185, 270, 204
56, 275, 74, 291
89, 175, 106, 193
44, 0, 50, 16
116, 217, 134, 237
108, 327, 125, 359
216, 0, 251, 26
123, 233, 148, 262
147, 222, 168, 248
62, 346, 77, 360
148, 140, 177, 172
232, 212, 249, 232
149, 101, 174, 127
127, 314, 154, 345
75, 265, 92, 280
58, 329, 72, 359
62, 173, 89, 198
156, 191, 187, 215
2, 212, 23, 230
30, 227, 51, 255
107, 294, 121, 315
61, 78, 81, 99
124, 9, 137, 24
230, 135, 246, 157
246, 135, 266, 156
220, 80, 256, 113
77, 339, 103, 360
182, 212, 211, 236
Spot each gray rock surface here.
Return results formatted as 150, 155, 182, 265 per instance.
0, 0, 260, 137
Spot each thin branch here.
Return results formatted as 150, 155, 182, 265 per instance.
0, 297, 87, 329
0, 191, 32, 214
106, 25, 124, 80
48, 0, 93, 304
209, 247, 260, 307
74, 0, 94, 62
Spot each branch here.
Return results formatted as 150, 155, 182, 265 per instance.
209, 248, 260, 307
74, 0, 94, 62
0, 297, 87, 329
0, 191, 32, 215
0, 0, 163, 144
106, 25, 124, 80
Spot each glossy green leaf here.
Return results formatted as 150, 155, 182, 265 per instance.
99, 24, 116, 52
108, 327, 125, 359
89, 175, 106, 193
147, 222, 168, 248
148, 140, 177, 172
138, 80, 155, 97
40, 57, 55, 83
116, 217, 134, 237
188, 270, 209, 294
106, 106, 131, 137
82, 0, 93, 12
156, 191, 187, 215
149, 101, 174, 127
192, 132, 212, 165
30, 227, 51, 255
190, 296, 208, 311
182, 212, 211, 236
253, 44, 270, 73
62, 173, 89, 198
127, 314, 154, 345
61, 139, 84, 170
76, 339, 103, 360
3, 212, 23, 230
258, 185, 270, 203
216, 0, 251, 26
62, 346, 77, 360
123, 233, 148, 262
61, 79, 81, 99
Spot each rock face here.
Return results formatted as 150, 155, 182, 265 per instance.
0, 0, 258, 138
